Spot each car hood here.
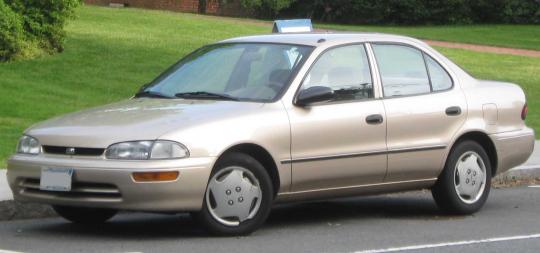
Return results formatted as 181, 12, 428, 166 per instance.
26, 98, 266, 148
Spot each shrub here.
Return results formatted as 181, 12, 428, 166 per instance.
0, 0, 24, 61
239, 0, 296, 17
502, 0, 540, 23
0, 0, 81, 61
278, 0, 540, 24
6, 0, 81, 53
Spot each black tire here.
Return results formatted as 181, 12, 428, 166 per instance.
432, 140, 492, 214
195, 152, 274, 236
52, 205, 117, 224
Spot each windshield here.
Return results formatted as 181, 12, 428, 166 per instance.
140, 43, 313, 102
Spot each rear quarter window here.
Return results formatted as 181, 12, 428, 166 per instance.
425, 54, 453, 91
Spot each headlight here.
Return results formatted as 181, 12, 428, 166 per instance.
17, 135, 40, 155
149, 141, 189, 159
105, 140, 189, 160
105, 141, 153, 160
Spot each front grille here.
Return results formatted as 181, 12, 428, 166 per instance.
42, 146, 105, 156
19, 178, 122, 202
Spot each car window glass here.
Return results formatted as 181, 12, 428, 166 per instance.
146, 43, 312, 102
246, 47, 300, 89
302, 44, 373, 102
158, 47, 243, 95
425, 54, 452, 91
372, 44, 430, 97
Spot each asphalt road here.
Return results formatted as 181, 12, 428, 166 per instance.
0, 186, 539, 253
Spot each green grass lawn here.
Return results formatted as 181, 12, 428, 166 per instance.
0, 5, 267, 167
317, 23, 540, 51
0, 5, 539, 167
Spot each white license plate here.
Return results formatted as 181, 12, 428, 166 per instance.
40, 167, 73, 192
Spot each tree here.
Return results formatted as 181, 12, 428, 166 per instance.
239, 0, 297, 17
0, 0, 24, 61
0, 0, 81, 61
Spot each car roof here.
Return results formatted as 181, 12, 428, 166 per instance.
218, 32, 474, 85
219, 32, 427, 47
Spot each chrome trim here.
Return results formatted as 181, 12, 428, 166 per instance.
278, 178, 437, 196
386, 144, 447, 154
281, 149, 387, 164
281, 144, 447, 164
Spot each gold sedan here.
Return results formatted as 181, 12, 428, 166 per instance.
7, 33, 534, 235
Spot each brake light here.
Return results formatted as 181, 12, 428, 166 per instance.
521, 103, 528, 120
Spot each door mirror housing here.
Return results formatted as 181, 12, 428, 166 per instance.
295, 86, 334, 106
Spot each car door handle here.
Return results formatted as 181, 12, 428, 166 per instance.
445, 106, 462, 116
366, 114, 384, 124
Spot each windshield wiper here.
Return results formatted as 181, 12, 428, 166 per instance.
175, 91, 239, 101
134, 90, 173, 99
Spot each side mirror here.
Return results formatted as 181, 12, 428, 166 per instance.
295, 86, 334, 106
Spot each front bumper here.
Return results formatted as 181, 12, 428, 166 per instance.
7, 155, 215, 212
490, 127, 535, 175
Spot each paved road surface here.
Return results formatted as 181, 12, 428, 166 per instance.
0, 186, 538, 253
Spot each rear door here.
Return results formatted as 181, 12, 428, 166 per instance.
370, 43, 467, 182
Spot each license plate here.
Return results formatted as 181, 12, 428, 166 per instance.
40, 167, 74, 192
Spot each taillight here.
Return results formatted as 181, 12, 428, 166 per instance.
521, 103, 528, 120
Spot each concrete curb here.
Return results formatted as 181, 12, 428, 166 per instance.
0, 200, 56, 221
0, 170, 12, 201
493, 166, 540, 187
0, 170, 57, 221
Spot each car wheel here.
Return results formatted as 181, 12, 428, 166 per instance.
196, 152, 273, 236
432, 140, 492, 214
52, 205, 117, 224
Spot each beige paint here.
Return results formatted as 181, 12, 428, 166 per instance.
7, 33, 535, 212
286, 100, 387, 192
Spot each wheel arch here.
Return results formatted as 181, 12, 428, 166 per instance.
217, 143, 281, 196
450, 131, 498, 177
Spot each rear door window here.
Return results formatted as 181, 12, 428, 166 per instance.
372, 44, 431, 97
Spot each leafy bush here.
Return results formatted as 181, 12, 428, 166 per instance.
502, 0, 540, 23
0, 0, 24, 61
238, 0, 296, 17
277, 0, 540, 24
0, 0, 81, 61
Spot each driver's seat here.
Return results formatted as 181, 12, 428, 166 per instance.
268, 69, 291, 89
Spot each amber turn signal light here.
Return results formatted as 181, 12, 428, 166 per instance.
132, 171, 179, 182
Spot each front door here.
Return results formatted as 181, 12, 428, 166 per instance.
285, 44, 388, 192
